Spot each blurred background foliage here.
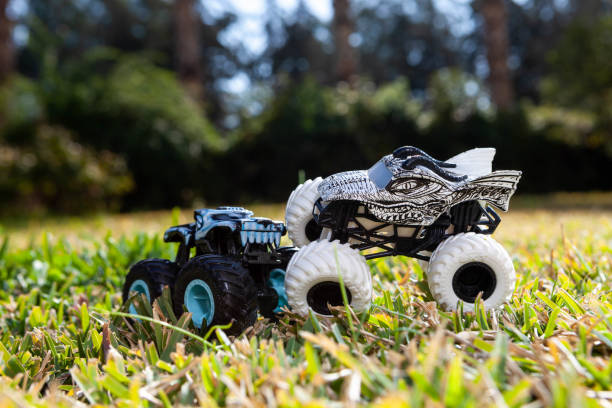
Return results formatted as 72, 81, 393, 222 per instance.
0, 0, 610, 213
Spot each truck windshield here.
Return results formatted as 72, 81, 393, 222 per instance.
368, 159, 393, 189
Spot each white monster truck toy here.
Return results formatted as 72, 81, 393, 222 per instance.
284, 146, 522, 316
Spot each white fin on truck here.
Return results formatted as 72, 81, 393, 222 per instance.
446, 148, 496, 179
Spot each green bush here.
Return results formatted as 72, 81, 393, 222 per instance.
226, 76, 611, 202
540, 16, 612, 158
1, 48, 611, 212
0, 125, 133, 213
0, 75, 43, 144
40, 49, 222, 208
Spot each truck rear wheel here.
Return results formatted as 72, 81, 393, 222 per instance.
426, 233, 515, 311
285, 177, 324, 247
285, 240, 372, 316
173, 255, 257, 335
122, 259, 178, 316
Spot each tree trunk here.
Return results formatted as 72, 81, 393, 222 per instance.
174, 0, 204, 101
0, 0, 13, 83
480, 0, 513, 110
333, 0, 357, 83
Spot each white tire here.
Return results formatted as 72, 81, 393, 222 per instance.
285, 240, 372, 317
426, 232, 515, 311
285, 177, 324, 247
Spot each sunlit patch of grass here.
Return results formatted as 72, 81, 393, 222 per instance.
0, 205, 610, 406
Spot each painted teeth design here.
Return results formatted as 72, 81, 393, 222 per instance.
239, 220, 284, 246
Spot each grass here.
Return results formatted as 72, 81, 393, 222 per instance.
0, 201, 610, 407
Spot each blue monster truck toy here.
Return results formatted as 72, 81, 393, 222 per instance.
122, 207, 296, 335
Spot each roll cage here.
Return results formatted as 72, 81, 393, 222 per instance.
313, 199, 501, 261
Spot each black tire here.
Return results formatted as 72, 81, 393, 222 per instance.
173, 255, 258, 336
122, 258, 178, 307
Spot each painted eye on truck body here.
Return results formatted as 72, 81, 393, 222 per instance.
386, 178, 443, 198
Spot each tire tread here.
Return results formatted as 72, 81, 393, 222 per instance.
173, 255, 258, 335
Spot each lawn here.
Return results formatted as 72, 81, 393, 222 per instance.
0, 199, 611, 407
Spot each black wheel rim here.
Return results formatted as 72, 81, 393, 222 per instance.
305, 219, 323, 242
307, 282, 352, 315
452, 262, 497, 303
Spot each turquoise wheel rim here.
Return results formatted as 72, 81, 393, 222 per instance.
268, 268, 288, 313
184, 279, 215, 329
128, 279, 151, 316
